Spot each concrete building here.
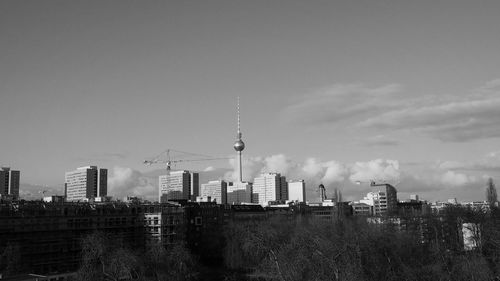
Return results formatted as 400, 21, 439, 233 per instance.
227, 181, 253, 204
0, 167, 20, 200
287, 180, 305, 203
360, 183, 398, 216
64, 166, 107, 202
351, 202, 373, 216
159, 170, 199, 202
143, 204, 185, 247
200, 180, 227, 204
0, 202, 144, 275
252, 173, 288, 206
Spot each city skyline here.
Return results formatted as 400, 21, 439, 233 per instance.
2, 0, 500, 202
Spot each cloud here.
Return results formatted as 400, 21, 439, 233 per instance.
281, 83, 404, 126
349, 159, 400, 183
284, 80, 500, 142
224, 156, 266, 183
203, 166, 216, 172
360, 80, 500, 142
440, 171, 472, 186
219, 153, 493, 201
108, 166, 156, 201
322, 161, 348, 183
401, 161, 481, 193
264, 154, 293, 175
224, 154, 348, 185
435, 151, 500, 172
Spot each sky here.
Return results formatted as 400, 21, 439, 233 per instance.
1, 0, 500, 202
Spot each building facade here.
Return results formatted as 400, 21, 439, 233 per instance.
0, 202, 145, 276
227, 181, 252, 204
200, 180, 227, 204
351, 202, 373, 216
287, 180, 305, 203
360, 183, 398, 215
143, 204, 185, 247
0, 167, 20, 200
159, 170, 199, 202
252, 173, 288, 206
64, 166, 107, 202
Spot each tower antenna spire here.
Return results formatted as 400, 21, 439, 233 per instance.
237, 96, 241, 139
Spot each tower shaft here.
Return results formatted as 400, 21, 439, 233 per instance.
238, 151, 242, 182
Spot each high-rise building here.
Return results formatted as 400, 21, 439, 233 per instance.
64, 166, 107, 201
360, 183, 398, 215
252, 173, 288, 206
190, 173, 199, 200
288, 180, 305, 203
200, 180, 227, 204
0, 167, 20, 200
227, 181, 253, 204
159, 170, 199, 201
279, 176, 288, 201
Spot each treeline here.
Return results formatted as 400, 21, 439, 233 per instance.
72, 206, 500, 281
72, 232, 198, 281
223, 208, 500, 281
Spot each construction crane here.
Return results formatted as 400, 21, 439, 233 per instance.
355, 179, 401, 187
143, 149, 230, 202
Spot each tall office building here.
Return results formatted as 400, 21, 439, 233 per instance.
360, 183, 398, 215
288, 180, 305, 203
0, 167, 20, 200
190, 173, 199, 200
159, 170, 199, 202
64, 166, 107, 201
200, 180, 227, 204
252, 173, 288, 206
227, 181, 253, 204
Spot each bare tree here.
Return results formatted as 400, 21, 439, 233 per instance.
0, 242, 22, 277
75, 232, 138, 281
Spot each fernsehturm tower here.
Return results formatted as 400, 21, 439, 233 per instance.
233, 98, 245, 182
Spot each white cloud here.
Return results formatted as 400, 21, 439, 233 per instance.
108, 166, 156, 201
322, 161, 348, 184
223, 154, 347, 187
435, 151, 500, 172
203, 166, 215, 172
302, 158, 325, 178
264, 154, 293, 175
440, 171, 471, 186
349, 159, 400, 183
224, 156, 266, 182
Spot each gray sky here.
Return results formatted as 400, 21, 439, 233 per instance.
2, 0, 500, 202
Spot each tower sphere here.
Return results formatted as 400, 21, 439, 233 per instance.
234, 140, 245, 151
